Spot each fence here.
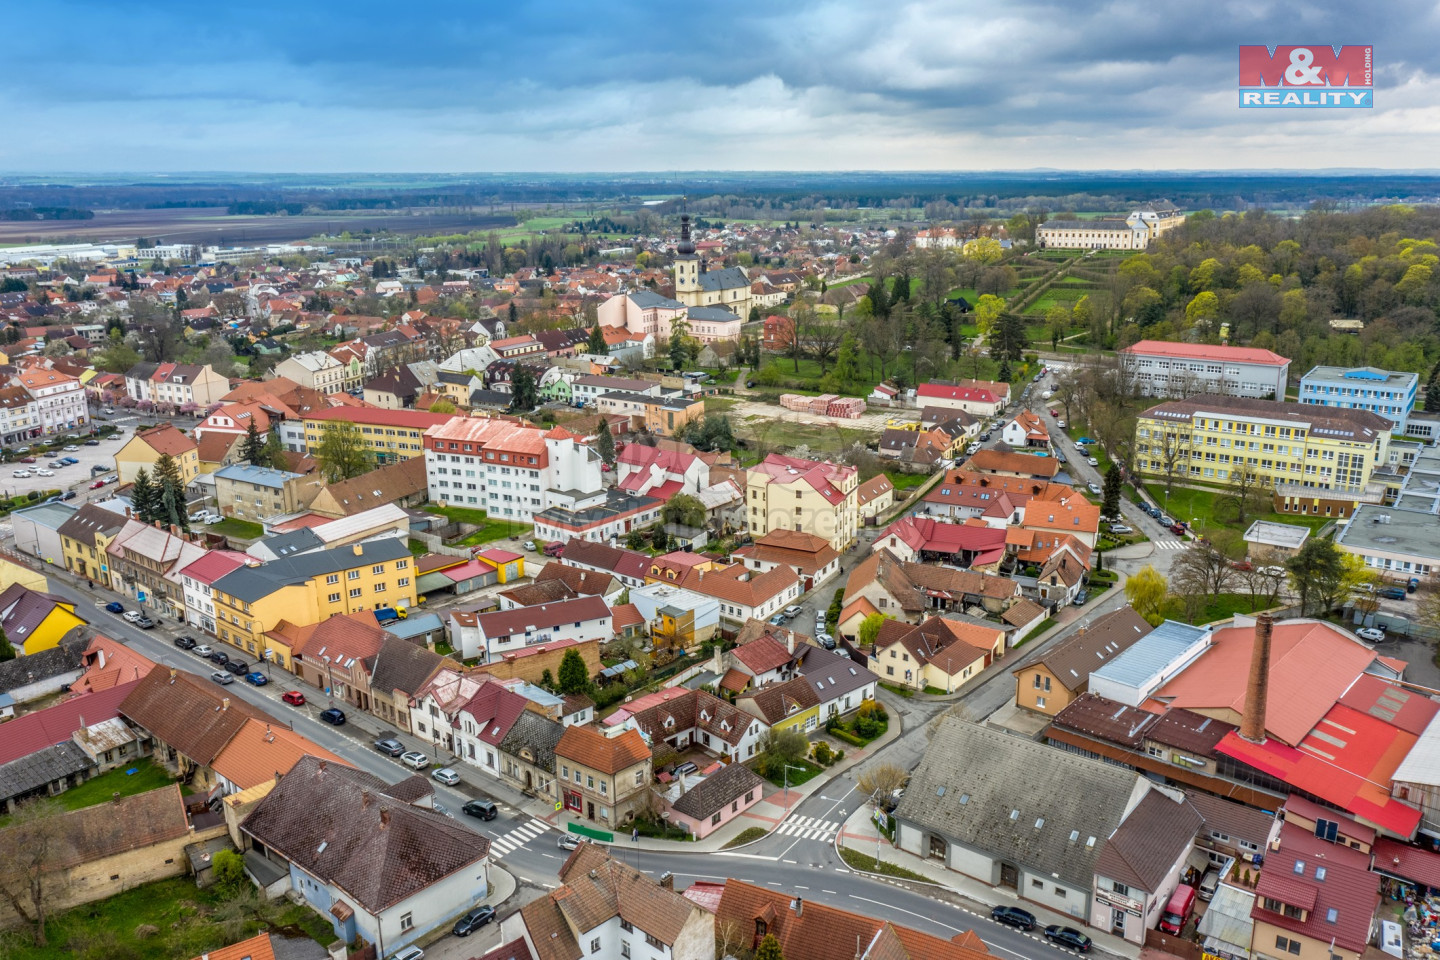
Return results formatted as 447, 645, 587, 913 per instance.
409, 530, 472, 558
1145, 929, 1203, 960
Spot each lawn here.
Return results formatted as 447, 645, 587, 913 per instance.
211, 517, 264, 540
1161, 592, 1275, 626
1143, 483, 1334, 536
54, 758, 178, 812
0, 876, 334, 960
704, 396, 739, 413
838, 847, 933, 882
723, 826, 770, 848
733, 418, 870, 458
884, 470, 931, 491
459, 519, 532, 547
1013, 616, 1057, 648
750, 757, 823, 788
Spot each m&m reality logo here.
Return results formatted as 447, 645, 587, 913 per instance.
1238, 45, 1373, 108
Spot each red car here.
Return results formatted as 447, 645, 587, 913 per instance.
281, 690, 307, 706
89, 479, 107, 489
1170, 523, 1186, 535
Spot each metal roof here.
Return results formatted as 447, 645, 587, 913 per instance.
1090, 619, 1208, 689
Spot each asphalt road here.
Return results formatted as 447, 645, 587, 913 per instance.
36, 564, 1106, 960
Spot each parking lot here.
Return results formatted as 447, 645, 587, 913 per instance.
1, 429, 127, 500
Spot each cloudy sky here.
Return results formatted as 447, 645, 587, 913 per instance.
2, 0, 1431, 172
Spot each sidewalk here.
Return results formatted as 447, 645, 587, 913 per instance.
834, 806, 1143, 960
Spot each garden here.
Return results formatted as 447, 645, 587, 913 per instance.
825, 700, 888, 747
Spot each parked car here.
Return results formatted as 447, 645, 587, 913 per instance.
1380, 586, 1408, 600
463, 799, 498, 820
674, 761, 699, 778
388, 948, 424, 960
11, 470, 30, 478
1169, 522, 1186, 535
1258, 565, 1286, 577
1159, 514, 1174, 526
104, 601, 124, 614
557, 834, 581, 851
1072, 590, 1089, 606
819, 635, 837, 650
134, 615, 155, 629
543, 540, 565, 557
1356, 627, 1386, 643
192, 644, 213, 657
432, 767, 462, 786
318, 707, 346, 725
60, 457, 79, 465
1159, 885, 1197, 935
174, 635, 197, 650
62, 445, 79, 452
245, 672, 268, 686
89, 479, 107, 489
768, 613, 786, 626
453, 905, 496, 936
1087, 482, 1102, 495
400, 751, 429, 770
1109, 524, 1133, 534
210, 671, 235, 686
84, 439, 100, 446
1055, 451, 1067, 463
59, 490, 75, 500
783, 604, 803, 618
122, 610, 143, 623
91, 463, 110, 474
47, 460, 65, 469
1199, 868, 1221, 902
1229, 560, 1252, 572
282, 690, 307, 706
524, 540, 537, 551
1086, 456, 1099, 466
990, 905, 1037, 931
207, 651, 229, 665
1076, 436, 1096, 445
1044, 926, 1092, 952
224, 660, 249, 674
374, 738, 405, 757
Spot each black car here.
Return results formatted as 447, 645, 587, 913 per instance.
991, 906, 1036, 931
1044, 926, 1092, 952
374, 738, 405, 757
462, 799, 498, 820
452, 905, 495, 936
318, 707, 346, 725
225, 660, 250, 675
208, 651, 230, 665
174, 636, 197, 650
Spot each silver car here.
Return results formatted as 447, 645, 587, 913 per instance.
432, 767, 461, 786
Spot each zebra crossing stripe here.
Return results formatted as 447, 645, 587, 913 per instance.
527, 819, 550, 833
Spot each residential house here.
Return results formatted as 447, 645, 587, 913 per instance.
105, 519, 207, 620
665, 762, 767, 840
14, 367, 87, 435
793, 645, 879, 720
737, 676, 821, 735
967, 448, 1061, 481
114, 423, 201, 485
680, 563, 801, 629
713, 878, 994, 960
1089, 790, 1205, 945
178, 549, 249, 635
746, 453, 859, 553
916, 379, 1010, 418
214, 463, 321, 523
452, 680, 529, 783
895, 717, 1156, 921
1001, 411, 1049, 450
307, 456, 430, 518
303, 407, 454, 465
210, 718, 349, 797
872, 515, 1008, 567
869, 616, 1003, 693
615, 688, 767, 765
500, 844, 714, 960
467, 596, 612, 663
1011, 606, 1153, 716
843, 549, 1022, 625
274, 351, 347, 395
856, 474, 895, 526
627, 583, 721, 649
0, 384, 40, 446
560, 540, 651, 588
0, 582, 86, 655
124, 362, 229, 408
0, 635, 87, 714
713, 631, 799, 693
554, 724, 652, 825
423, 417, 601, 523
732, 529, 841, 592
241, 755, 489, 954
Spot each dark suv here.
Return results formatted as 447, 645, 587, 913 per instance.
174, 636, 197, 650
1044, 926, 1092, 952
990, 906, 1036, 931
224, 660, 250, 675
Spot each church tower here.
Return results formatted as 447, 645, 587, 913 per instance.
673, 214, 701, 301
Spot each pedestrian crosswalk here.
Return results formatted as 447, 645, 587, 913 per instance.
774, 816, 841, 842
1153, 539, 1186, 550
488, 819, 550, 859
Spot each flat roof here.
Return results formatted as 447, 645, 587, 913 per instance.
1243, 520, 1311, 550
1301, 365, 1418, 387
1335, 504, 1440, 562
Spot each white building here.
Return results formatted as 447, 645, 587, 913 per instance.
1120, 340, 1291, 399
423, 419, 602, 523
1037, 219, 1149, 250
1298, 365, 1418, 433
274, 351, 347, 394
467, 596, 612, 662
15, 369, 87, 436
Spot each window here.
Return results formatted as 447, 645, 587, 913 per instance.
644, 934, 664, 949
328, 592, 340, 603
1326, 908, 1338, 923
1031, 878, 1044, 889
400, 913, 414, 931
1315, 866, 1327, 881
1293, 860, 1305, 875
621, 920, 633, 933
348, 569, 360, 580
350, 588, 362, 598
1112, 881, 1129, 896
621, 944, 631, 959
372, 564, 386, 575
1276, 936, 1301, 955
590, 938, 601, 954
326, 573, 339, 584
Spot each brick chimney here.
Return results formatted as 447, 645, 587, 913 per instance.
1240, 612, 1274, 743
659, 871, 674, 891
379, 807, 391, 828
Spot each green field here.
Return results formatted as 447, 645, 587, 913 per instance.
211, 517, 264, 540
1143, 483, 1334, 535
1162, 592, 1275, 626
54, 759, 180, 812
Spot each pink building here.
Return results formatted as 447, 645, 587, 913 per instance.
664, 761, 768, 839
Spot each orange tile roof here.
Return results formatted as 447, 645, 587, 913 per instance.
73, 634, 155, 695
134, 424, 197, 456
556, 724, 650, 774
190, 932, 276, 960
211, 717, 350, 791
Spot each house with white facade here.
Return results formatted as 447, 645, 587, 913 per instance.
15, 368, 87, 435
424, 418, 602, 523
468, 596, 612, 663
1298, 365, 1417, 433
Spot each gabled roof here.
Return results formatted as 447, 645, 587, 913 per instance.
1015, 606, 1153, 691
119, 666, 268, 765
874, 616, 1001, 673
368, 634, 453, 697
0, 635, 86, 694
0, 783, 191, 871
497, 709, 565, 768
0, 679, 136, 767
556, 724, 649, 774
1094, 789, 1203, 892
671, 762, 766, 819
739, 675, 820, 725
211, 718, 349, 791
534, 560, 616, 597
241, 755, 488, 914
131, 423, 197, 457
625, 688, 761, 748
731, 635, 794, 675
293, 611, 390, 670
55, 502, 127, 549
457, 682, 529, 747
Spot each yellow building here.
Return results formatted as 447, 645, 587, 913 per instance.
114, 424, 200, 485
57, 503, 128, 584
737, 677, 821, 736
207, 539, 418, 665
746, 452, 859, 552
1134, 395, 1392, 511
644, 395, 706, 438
302, 408, 454, 466
0, 582, 87, 655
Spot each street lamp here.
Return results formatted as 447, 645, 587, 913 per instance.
782, 764, 805, 809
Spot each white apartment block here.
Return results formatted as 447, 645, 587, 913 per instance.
1120, 340, 1290, 399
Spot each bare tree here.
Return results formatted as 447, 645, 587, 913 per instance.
1147, 425, 1189, 499
1169, 542, 1234, 622
1051, 367, 1084, 425
804, 313, 847, 374
857, 763, 910, 800
926, 702, 975, 740
1216, 462, 1269, 529
0, 799, 70, 946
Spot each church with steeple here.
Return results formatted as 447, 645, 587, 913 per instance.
672, 214, 752, 319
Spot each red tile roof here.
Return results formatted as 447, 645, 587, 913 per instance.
1123, 339, 1288, 366
0, 681, 137, 766
307, 407, 455, 429
555, 724, 650, 774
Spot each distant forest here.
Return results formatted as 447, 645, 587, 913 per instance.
1, 172, 1438, 219
0, 206, 94, 220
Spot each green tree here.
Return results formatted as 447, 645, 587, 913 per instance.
832, 332, 861, 385
314, 421, 373, 483
1125, 564, 1168, 625
587, 325, 609, 355
1102, 465, 1122, 519
973, 294, 1005, 338
240, 419, 267, 467
556, 648, 590, 695
868, 279, 889, 319
858, 612, 892, 646
540, 668, 554, 690
660, 493, 706, 528
264, 426, 286, 469
963, 236, 1004, 264
594, 424, 616, 466
510, 365, 538, 412
754, 728, 809, 779
212, 849, 248, 896
0, 625, 14, 662
130, 468, 159, 524
1286, 538, 1346, 617
668, 319, 694, 371
429, 399, 457, 414
1427, 361, 1440, 414
755, 933, 786, 960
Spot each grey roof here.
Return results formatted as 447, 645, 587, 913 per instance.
215, 463, 303, 488
695, 266, 749, 292
1185, 790, 1280, 849
382, 613, 445, 641
255, 528, 326, 559
12, 502, 78, 531
533, 489, 660, 529
1300, 365, 1418, 388
0, 635, 86, 693
215, 537, 412, 602
687, 306, 741, 322
1040, 220, 1143, 232
793, 645, 878, 699
894, 718, 1142, 889
1242, 520, 1310, 550
628, 290, 685, 310
56, 502, 127, 549
0, 741, 94, 802
368, 634, 448, 697
1335, 504, 1440, 564
1015, 606, 1153, 693
1093, 789, 1204, 892
497, 710, 564, 769
1197, 882, 1257, 957
670, 762, 766, 820
1089, 619, 1208, 689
